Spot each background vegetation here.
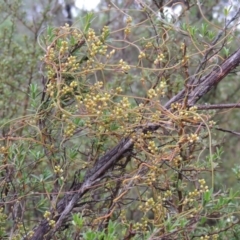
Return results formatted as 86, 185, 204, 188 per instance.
1, 0, 240, 239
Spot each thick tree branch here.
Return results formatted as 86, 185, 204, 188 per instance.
164, 47, 240, 108
192, 7, 240, 81
187, 48, 240, 105
191, 103, 240, 110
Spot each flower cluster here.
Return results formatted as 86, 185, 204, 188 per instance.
183, 179, 209, 204
43, 211, 56, 228
154, 53, 165, 65
87, 28, 108, 57
138, 51, 146, 59
64, 121, 76, 137
124, 16, 132, 36
54, 165, 63, 174
187, 133, 199, 143
148, 140, 158, 154
119, 59, 131, 72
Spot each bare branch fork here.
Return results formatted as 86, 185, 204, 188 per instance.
30, 14, 240, 240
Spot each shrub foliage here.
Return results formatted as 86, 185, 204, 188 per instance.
1, 1, 240, 239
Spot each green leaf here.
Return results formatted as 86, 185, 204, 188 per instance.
201, 23, 208, 36
224, 6, 232, 17
203, 188, 213, 206
47, 25, 54, 42
29, 83, 38, 99
223, 47, 230, 57
83, 12, 94, 33
83, 231, 97, 240
72, 213, 84, 228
